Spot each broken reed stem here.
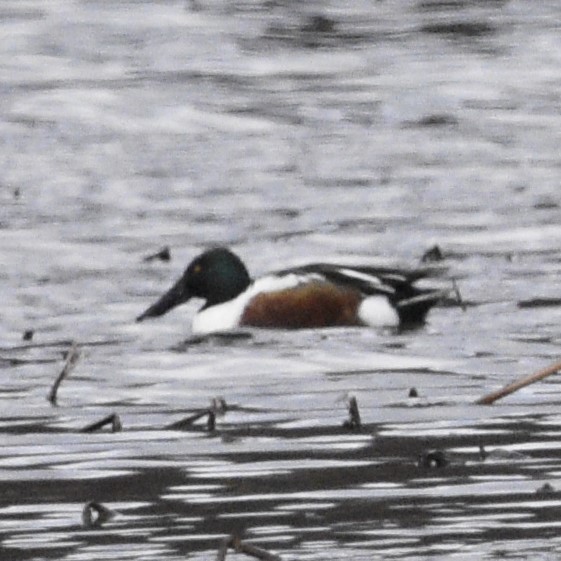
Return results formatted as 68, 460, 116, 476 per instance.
167, 399, 225, 431
48, 342, 81, 406
207, 410, 216, 431
234, 540, 282, 561
452, 279, 467, 311
216, 537, 230, 561
166, 409, 212, 430
80, 413, 122, 433
476, 357, 561, 405
343, 395, 361, 430
348, 396, 361, 427
216, 534, 282, 561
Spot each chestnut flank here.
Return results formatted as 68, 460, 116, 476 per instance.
240, 282, 363, 329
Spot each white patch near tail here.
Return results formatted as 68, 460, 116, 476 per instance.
357, 296, 400, 327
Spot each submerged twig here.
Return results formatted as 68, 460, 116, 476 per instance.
80, 413, 122, 433
48, 342, 81, 406
216, 534, 282, 561
477, 358, 561, 405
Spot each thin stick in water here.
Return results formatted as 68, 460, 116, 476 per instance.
476, 358, 561, 405
48, 342, 81, 406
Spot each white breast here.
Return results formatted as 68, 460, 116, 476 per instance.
191, 298, 245, 335
357, 296, 399, 327
191, 273, 316, 335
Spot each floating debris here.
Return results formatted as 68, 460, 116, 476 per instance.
187, 0, 202, 11
420, 21, 495, 38
0, 356, 57, 366
143, 246, 171, 263
478, 444, 528, 462
82, 501, 116, 528
342, 396, 361, 430
408, 387, 419, 398
171, 331, 253, 351
411, 114, 458, 128
418, 449, 449, 469
22, 329, 34, 341
47, 342, 81, 406
536, 482, 555, 496
80, 413, 122, 433
1, 338, 126, 353
211, 397, 228, 415
533, 197, 558, 210
420, 244, 444, 263
216, 533, 282, 561
518, 298, 561, 309
301, 14, 336, 34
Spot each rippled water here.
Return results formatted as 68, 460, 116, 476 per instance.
2, 1, 561, 559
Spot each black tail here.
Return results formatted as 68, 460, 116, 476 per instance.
395, 289, 448, 326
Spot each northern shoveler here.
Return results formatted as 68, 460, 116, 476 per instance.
136, 247, 447, 335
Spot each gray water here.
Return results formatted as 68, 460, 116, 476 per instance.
2, 0, 561, 559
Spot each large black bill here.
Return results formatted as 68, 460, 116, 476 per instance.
136, 277, 191, 322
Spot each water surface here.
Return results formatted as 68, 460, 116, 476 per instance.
2, 1, 561, 559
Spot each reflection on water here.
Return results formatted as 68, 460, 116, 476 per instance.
2, 0, 561, 559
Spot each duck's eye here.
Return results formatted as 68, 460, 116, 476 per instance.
193, 264, 202, 275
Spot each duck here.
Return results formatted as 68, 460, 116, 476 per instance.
136, 247, 447, 335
